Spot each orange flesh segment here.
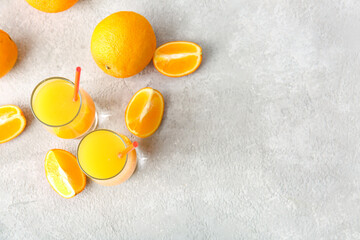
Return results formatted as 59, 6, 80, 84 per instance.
0, 105, 26, 144
155, 55, 200, 76
153, 41, 202, 77
45, 149, 86, 198
125, 87, 164, 138
157, 42, 199, 54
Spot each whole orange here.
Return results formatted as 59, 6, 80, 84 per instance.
91, 11, 156, 78
0, 30, 17, 78
25, 0, 78, 13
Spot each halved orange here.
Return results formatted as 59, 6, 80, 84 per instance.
45, 149, 86, 199
0, 105, 26, 144
125, 87, 164, 138
153, 41, 202, 77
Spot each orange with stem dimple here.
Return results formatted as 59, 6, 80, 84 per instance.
91, 11, 156, 78
125, 88, 164, 138
45, 149, 86, 199
153, 41, 202, 77
0, 105, 26, 144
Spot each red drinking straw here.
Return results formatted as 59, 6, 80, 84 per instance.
73, 67, 81, 101
118, 141, 138, 158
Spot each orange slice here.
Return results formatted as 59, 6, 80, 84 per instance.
45, 149, 86, 199
153, 41, 202, 77
0, 105, 26, 144
125, 87, 164, 138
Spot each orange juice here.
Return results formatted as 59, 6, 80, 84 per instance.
77, 129, 137, 186
31, 77, 96, 139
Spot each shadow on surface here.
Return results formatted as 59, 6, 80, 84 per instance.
21, 104, 35, 131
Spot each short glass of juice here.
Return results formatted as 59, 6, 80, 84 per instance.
30, 77, 97, 139
77, 129, 137, 186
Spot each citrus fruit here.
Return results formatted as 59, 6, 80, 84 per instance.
45, 149, 86, 199
153, 41, 202, 77
25, 0, 78, 13
125, 87, 164, 138
0, 105, 26, 144
91, 11, 156, 78
0, 30, 18, 78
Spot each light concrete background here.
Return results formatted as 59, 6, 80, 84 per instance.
1, 0, 360, 239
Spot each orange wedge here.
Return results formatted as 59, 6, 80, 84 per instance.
125, 87, 164, 138
153, 41, 202, 77
0, 105, 26, 144
45, 149, 86, 199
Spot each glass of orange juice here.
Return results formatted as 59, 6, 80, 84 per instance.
30, 76, 97, 139
77, 129, 137, 186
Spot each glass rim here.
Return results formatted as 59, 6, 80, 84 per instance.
30, 77, 83, 128
76, 129, 129, 181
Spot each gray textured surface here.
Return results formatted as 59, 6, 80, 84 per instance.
1, 0, 360, 239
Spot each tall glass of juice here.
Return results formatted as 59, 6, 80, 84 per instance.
77, 129, 137, 186
31, 77, 97, 139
